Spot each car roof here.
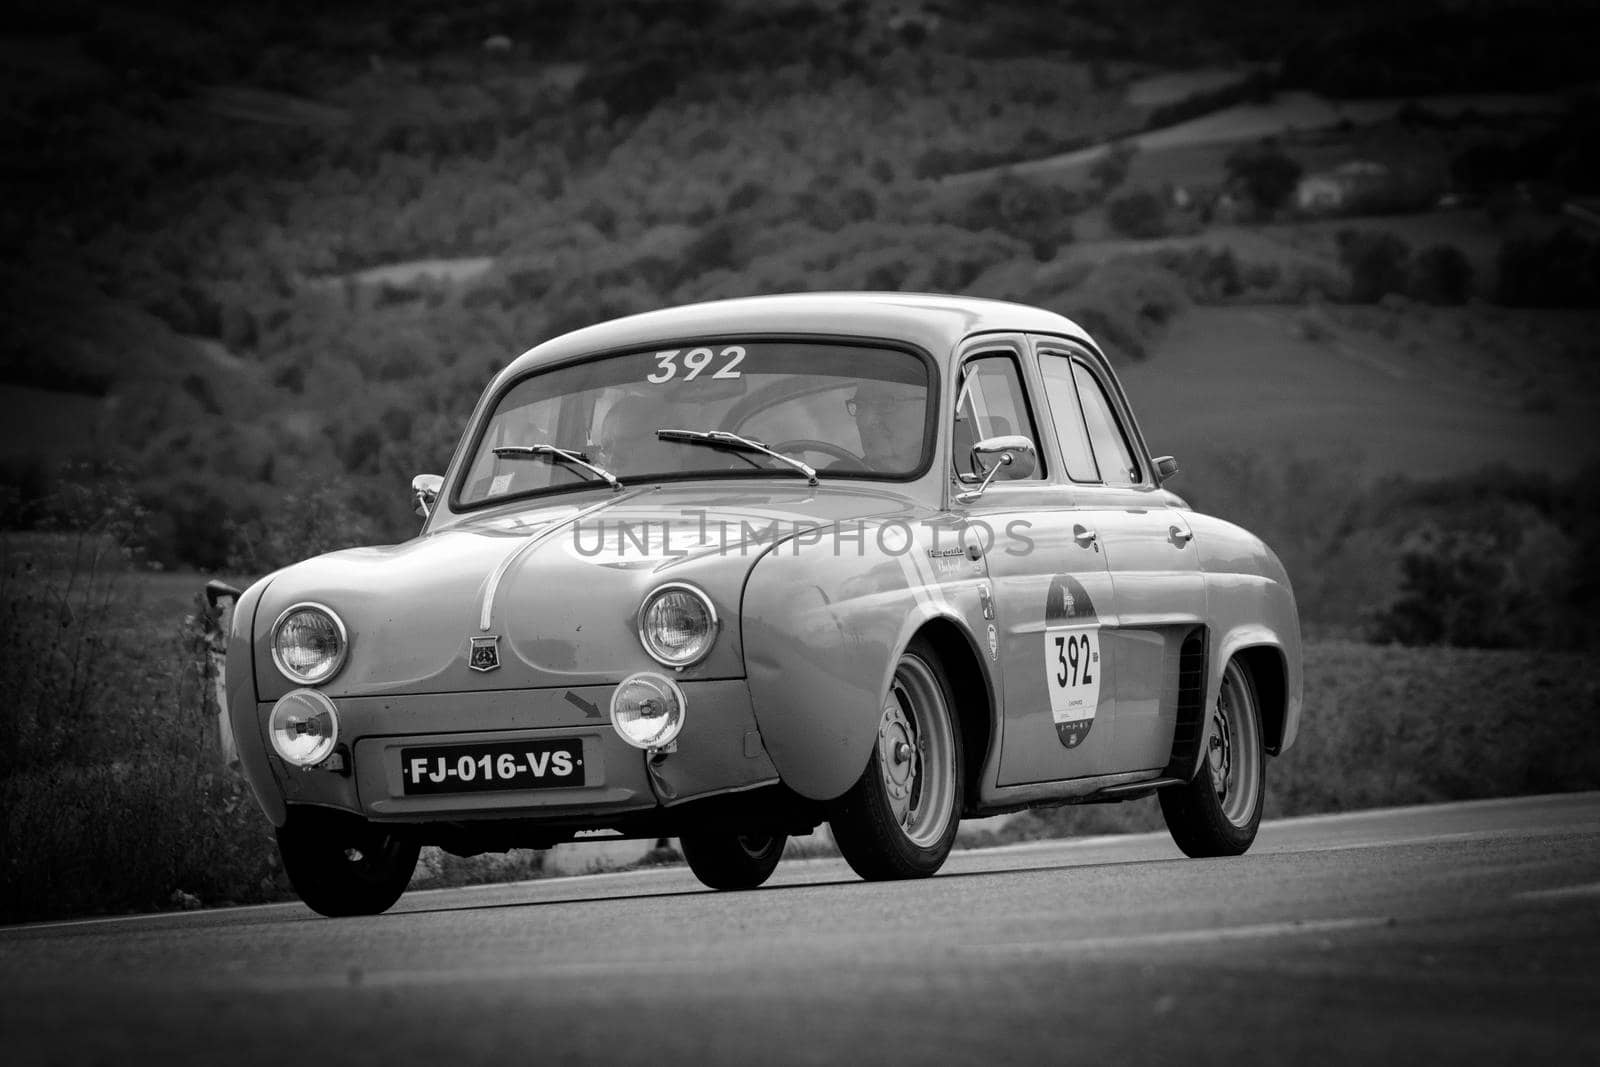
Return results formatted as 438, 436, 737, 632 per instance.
496, 292, 1094, 381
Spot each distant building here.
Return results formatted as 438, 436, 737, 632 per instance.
1295, 161, 1392, 214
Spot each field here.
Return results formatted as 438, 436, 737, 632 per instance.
1120, 304, 1600, 482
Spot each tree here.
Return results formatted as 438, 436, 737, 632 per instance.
1410, 245, 1474, 305
1089, 142, 1138, 197
1338, 230, 1412, 303
1106, 189, 1169, 239
1224, 140, 1303, 216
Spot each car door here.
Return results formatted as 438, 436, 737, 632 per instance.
945, 339, 1121, 787
1033, 338, 1207, 774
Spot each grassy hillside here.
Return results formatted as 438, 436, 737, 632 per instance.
1122, 304, 1600, 481
2, 0, 1596, 604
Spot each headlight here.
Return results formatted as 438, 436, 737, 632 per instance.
271, 603, 349, 685
610, 672, 687, 750
637, 583, 717, 668
268, 688, 340, 767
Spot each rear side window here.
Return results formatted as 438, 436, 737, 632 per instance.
1072, 362, 1140, 486
1038, 354, 1099, 483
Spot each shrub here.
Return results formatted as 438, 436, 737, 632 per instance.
1338, 229, 1412, 303
223, 479, 384, 574
0, 480, 285, 920
1154, 247, 1244, 302
1495, 229, 1600, 308
1088, 142, 1138, 197
1224, 140, 1303, 215
1106, 189, 1170, 239
1410, 244, 1474, 305
1, 760, 283, 922
1055, 257, 1188, 362
1367, 526, 1525, 647
938, 173, 1077, 254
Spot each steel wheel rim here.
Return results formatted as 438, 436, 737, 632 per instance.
875, 655, 955, 848
1208, 662, 1262, 828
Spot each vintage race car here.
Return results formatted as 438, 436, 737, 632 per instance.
224, 292, 1302, 916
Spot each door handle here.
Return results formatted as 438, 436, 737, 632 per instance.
1169, 525, 1194, 545
1073, 525, 1098, 547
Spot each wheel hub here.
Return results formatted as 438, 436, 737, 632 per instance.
878, 701, 918, 807
1209, 699, 1233, 801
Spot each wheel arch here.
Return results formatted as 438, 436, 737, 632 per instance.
1228, 643, 1290, 756
910, 616, 995, 816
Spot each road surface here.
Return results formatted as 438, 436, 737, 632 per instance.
4, 793, 1598, 1065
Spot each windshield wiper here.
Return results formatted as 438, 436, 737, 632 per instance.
492, 445, 624, 491
657, 429, 818, 486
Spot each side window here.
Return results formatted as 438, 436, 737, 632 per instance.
952, 354, 1044, 482
1038, 354, 1100, 483
1071, 361, 1141, 486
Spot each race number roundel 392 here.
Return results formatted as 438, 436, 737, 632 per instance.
1044, 574, 1101, 749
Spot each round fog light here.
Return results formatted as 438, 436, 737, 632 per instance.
269, 688, 341, 767
610, 672, 687, 750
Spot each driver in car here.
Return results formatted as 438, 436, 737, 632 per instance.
846, 380, 925, 471
595, 393, 672, 475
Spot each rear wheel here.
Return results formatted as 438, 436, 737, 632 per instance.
680, 832, 787, 890
829, 638, 963, 880
1160, 658, 1265, 857
276, 809, 420, 917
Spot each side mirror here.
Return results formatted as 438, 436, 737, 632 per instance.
1153, 455, 1180, 483
959, 436, 1037, 501
412, 474, 443, 519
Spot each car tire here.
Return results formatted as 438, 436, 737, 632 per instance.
1160, 657, 1266, 857
680, 832, 788, 890
276, 809, 421, 917
829, 637, 963, 881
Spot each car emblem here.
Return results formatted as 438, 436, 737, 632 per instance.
469, 635, 501, 672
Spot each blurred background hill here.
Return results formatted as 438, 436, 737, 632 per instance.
2, 0, 1597, 627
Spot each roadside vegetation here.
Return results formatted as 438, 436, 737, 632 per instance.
3, 0, 1598, 920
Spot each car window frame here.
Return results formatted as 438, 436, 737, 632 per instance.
445, 332, 942, 514
1034, 350, 1104, 485
1030, 337, 1157, 493
945, 340, 1056, 508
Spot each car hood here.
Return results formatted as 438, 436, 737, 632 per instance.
251, 483, 926, 700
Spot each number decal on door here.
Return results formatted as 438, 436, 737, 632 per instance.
1045, 625, 1101, 723
1043, 573, 1102, 749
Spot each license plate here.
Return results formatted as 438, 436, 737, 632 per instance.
400, 739, 585, 795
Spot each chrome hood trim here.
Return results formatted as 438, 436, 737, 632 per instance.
478, 487, 650, 632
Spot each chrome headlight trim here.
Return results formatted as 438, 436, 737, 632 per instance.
268, 688, 342, 767
636, 582, 719, 669
609, 671, 688, 751
270, 602, 350, 686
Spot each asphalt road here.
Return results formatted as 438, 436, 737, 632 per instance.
4, 793, 1598, 1066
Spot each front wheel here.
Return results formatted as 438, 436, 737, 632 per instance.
276, 809, 420, 917
680, 832, 787, 890
829, 638, 963, 880
1160, 658, 1265, 857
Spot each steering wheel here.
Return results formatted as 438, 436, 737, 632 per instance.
775, 439, 864, 466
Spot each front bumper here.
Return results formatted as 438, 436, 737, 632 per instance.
244, 680, 779, 827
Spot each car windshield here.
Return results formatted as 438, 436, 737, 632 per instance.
457, 340, 932, 506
